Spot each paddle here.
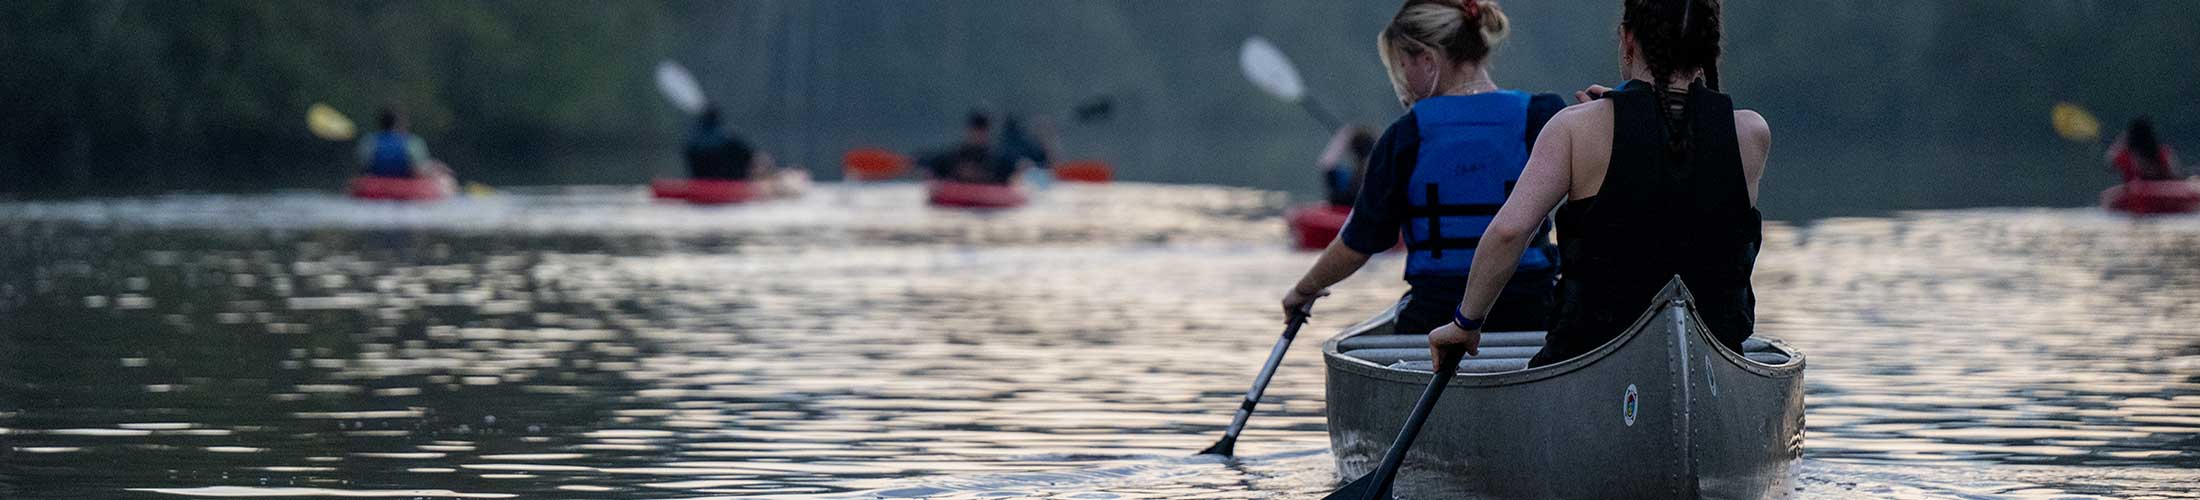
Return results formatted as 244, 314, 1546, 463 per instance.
655, 60, 709, 115
1034, 95, 1119, 185
307, 103, 357, 141
2053, 102, 2103, 144
847, 95, 1118, 183
1241, 36, 1343, 132
1322, 346, 1467, 500
1197, 300, 1317, 457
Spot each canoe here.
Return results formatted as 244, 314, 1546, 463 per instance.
1323, 277, 1805, 499
652, 178, 764, 205
1287, 202, 1351, 250
2102, 180, 2200, 215
928, 181, 1028, 208
348, 175, 455, 201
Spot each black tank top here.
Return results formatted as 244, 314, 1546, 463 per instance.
1538, 79, 1761, 365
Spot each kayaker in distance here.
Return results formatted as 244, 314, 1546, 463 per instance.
921, 110, 1058, 185
1317, 126, 1378, 206
1282, 0, 1568, 336
2099, 117, 2200, 214
685, 106, 777, 183
357, 109, 453, 182
1428, 0, 1770, 367
2108, 118, 2182, 182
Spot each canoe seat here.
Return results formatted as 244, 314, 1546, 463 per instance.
1348, 346, 1542, 365
1345, 333, 1795, 371
1743, 352, 1791, 365
1389, 358, 1532, 374
1345, 333, 1542, 374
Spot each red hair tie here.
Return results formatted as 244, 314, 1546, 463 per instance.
1461, 0, 1481, 19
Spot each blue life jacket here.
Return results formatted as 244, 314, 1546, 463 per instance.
1403, 91, 1557, 277
367, 132, 415, 178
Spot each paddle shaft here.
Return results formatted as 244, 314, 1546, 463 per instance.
1300, 96, 1344, 132
1201, 305, 1313, 456
1329, 349, 1464, 500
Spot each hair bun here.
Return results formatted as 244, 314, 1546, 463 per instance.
1473, 1, 1509, 41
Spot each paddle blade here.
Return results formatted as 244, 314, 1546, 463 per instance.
1240, 36, 1307, 102
306, 103, 356, 141
656, 60, 708, 115
1073, 95, 1116, 123
2053, 102, 2101, 143
1196, 437, 1235, 457
1321, 473, 1387, 500
1054, 160, 1114, 183
843, 148, 911, 181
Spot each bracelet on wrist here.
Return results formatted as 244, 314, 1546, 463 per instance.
1452, 309, 1484, 331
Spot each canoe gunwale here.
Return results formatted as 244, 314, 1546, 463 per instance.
1322, 279, 1804, 387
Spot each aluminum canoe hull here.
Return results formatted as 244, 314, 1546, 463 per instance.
1322, 278, 1804, 499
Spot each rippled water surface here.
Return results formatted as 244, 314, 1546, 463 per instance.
1, 184, 2195, 499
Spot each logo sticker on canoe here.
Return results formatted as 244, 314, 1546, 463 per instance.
1623, 384, 1639, 427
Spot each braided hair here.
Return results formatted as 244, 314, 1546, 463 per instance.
1623, 0, 1721, 159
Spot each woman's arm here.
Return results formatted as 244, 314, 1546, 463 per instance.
1427, 109, 1579, 358
1283, 241, 1373, 314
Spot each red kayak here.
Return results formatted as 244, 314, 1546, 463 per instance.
348, 176, 454, 201
928, 181, 1028, 208
2103, 180, 2200, 215
1287, 202, 1351, 251
652, 178, 764, 205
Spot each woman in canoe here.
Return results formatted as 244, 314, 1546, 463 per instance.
1282, 0, 1568, 335
1429, 0, 1771, 367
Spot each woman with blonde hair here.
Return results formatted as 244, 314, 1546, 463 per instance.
1282, 0, 1567, 337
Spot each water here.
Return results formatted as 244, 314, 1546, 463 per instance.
0, 183, 2194, 499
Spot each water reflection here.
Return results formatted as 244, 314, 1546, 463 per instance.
0, 186, 2195, 499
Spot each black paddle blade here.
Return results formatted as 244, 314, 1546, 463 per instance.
1073, 96, 1115, 123
1321, 472, 1388, 500
1196, 436, 1235, 457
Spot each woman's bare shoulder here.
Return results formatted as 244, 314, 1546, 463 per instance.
1542, 99, 1614, 138
1556, 98, 1614, 121
1733, 110, 1771, 185
1733, 109, 1770, 144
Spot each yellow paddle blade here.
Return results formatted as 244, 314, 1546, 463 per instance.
307, 103, 357, 141
2052, 102, 2100, 143
464, 182, 495, 197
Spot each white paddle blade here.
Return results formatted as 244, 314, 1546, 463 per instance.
1240, 36, 1306, 102
655, 60, 707, 115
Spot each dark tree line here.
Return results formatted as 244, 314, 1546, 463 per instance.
3, 0, 2194, 212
